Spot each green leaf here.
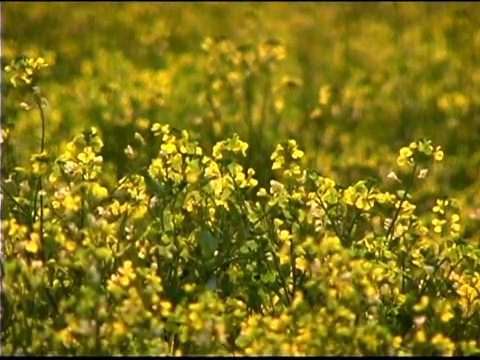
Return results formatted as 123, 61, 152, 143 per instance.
95, 247, 112, 260
260, 271, 276, 284
198, 229, 218, 256
139, 168, 166, 196
239, 245, 250, 254
245, 240, 258, 251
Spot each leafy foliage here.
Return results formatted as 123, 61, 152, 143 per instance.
2, 3, 480, 356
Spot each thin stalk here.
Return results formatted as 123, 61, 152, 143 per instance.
386, 164, 417, 240
32, 89, 59, 317
290, 225, 296, 300
316, 189, 344, 244
0, 184, 29, 214
32, 90, 46, 262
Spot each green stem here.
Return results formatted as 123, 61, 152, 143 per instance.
0, 184, 29, 214
386, 164, 417, 241
33, 90, 46, 262
316, 189, 344, 245
290, 224, 296, 300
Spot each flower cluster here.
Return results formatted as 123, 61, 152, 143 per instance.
3, 2, 480, 355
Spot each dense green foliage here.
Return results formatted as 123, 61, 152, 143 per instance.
1, 2, 480, 355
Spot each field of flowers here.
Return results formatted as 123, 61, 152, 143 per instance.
1, 2, 480, 355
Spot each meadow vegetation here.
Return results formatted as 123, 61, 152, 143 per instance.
1, 2, 480, 355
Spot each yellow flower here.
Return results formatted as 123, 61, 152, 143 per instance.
212, 143, 224, 160
397, 146, 413, 167
274, 98, 285, 112
65, 240, 76, 252
440, 303, 454, 323
457, 284, 477, 301
434, 147, 444, 161
118, 260, 136, 287
63, 194, 81, 212
415, 330, 426, 343
292, 148, 304, 159
272, 155, 285, 170
450, 212, 461, 234
318, 85, 331, 105
432, 218, 446, 234
433, 199, 446, 214
25, 233, 40, 254
392, 336, 402, 349
431, 333, 455, 355
400, 147, 413, 158
295, 257, 307, 272
413, 295, 429, 312
161, 142, 177, 154
257, 188, 268, 197
323, 177, 336, 189
278, 229, 291, 242
77, 146, 95, 164
355, 196, 374, 211
392, 223, 406, 237
1, 128, 10, 143
92, 183, 108, 200
112, 321, 127, 336
58, 327, 74, 346
269, 318, 281, 332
